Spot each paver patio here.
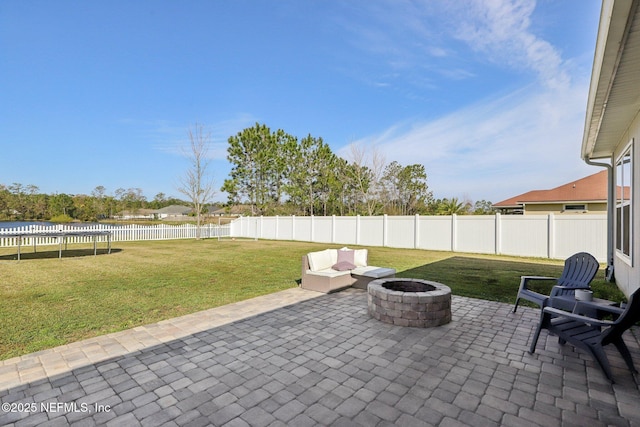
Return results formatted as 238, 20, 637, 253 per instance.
1, 287, 639, 426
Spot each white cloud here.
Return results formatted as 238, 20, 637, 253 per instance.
336, 0, 572, 91
149, 113, 257, 161
335, 0, 595, 202
341, 78, 594, 202
449, 0, 570, 88
333, 1, 455, 84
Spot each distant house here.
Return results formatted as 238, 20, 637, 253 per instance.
116, 209, 157, 220
156, 205, 193, 219
581, 0, 640, 297
207, 204, 224, 216
211, 205, 253, 216
493, 171, 609, 215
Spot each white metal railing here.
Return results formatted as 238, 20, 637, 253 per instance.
0, 223, 231, 248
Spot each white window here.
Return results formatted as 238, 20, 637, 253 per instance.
616, 141, 633, 262
564, 204, 587, 212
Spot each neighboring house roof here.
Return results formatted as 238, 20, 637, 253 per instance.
494, 171, 608, 208
206, 204, 223, 213
582, 0, 640, 160
211, 205, 253, 215
157, 205, 192, 215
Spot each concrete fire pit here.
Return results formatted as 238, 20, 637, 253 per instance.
367, 278, 451, 327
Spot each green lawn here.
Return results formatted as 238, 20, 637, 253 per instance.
0, 239, 624, 360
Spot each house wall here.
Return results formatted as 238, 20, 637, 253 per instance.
611, 109, 640, 297
523, 202, 607, 215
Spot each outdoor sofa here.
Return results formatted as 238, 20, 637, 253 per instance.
301, 247, 396, 293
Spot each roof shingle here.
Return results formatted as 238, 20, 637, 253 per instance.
494, 171, 608, 207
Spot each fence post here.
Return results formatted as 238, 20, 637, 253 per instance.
254, 217, 259, 241
383, 214, 388, 247
451, 214, 457, 252
291, 215, 296, 241
495, 213, 502, 255
548, 213, 555, 259
414, 214, 420, 249
356, 215, 361, 245
310, 215, 315, 242
331, 215, 336, 244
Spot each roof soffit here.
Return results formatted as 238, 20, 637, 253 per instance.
582, 0, 640, 159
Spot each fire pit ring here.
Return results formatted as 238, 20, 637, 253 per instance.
368, 278, 451, 328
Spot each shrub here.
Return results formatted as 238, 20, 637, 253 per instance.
49, 214, 73, 223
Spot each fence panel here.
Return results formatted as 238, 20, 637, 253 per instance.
277, 217, 294, 241
553, 215, 607, 261
260, 217, 278, 240
227, 214, 608, 261
293, 217, 312, 242
359, 217, 384, 247
456, 216, 496, 254
244, 218, 259, 239
499, 216, 550, 258
417, 216, 453, 251
0, 223, 230, 248
386, 216, 416, 249
313, 217, 334, 244
334, 217, 358, 245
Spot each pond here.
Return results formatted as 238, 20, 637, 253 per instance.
0, 221, 104, 230
0, 221, 57, 229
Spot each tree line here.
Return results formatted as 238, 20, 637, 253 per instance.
0, 183, 186, 222
222, 123, 494, 216
1, 122, 495, 222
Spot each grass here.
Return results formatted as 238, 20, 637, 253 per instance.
0, 239, 624, 360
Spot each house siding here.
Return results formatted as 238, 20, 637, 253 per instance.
581, 1, 640, 299
523, 202, 607, 215
612, 109, 640, 298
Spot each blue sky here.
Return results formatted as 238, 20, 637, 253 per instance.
0, 0, 602, 204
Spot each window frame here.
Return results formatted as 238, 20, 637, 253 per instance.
615, 140, 633, 265
563, 204, 587, 212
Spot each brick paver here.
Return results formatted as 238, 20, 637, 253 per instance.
2, 287, 640, 426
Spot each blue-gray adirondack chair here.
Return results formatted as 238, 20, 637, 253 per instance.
528, 288, 640, 382
513, 252, 599, 313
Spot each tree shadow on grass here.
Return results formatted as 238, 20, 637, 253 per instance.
395, 256, 619, 305
0, 248, 122, 261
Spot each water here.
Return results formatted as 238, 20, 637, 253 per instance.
0, 221, 104, 230
0, 221, 56, 229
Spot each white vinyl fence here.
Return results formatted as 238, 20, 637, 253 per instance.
230, 214, 608, 262
0, 223, 231, 248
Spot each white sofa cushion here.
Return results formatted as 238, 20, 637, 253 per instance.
354, 249, 368, 267
306, 268, 351, 278
307, 249, 338, 272
351, 266, 395, 278
308, 248, 369, 272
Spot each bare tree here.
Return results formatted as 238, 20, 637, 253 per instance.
347, 143, 386, 215
177, 123, 216, 238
